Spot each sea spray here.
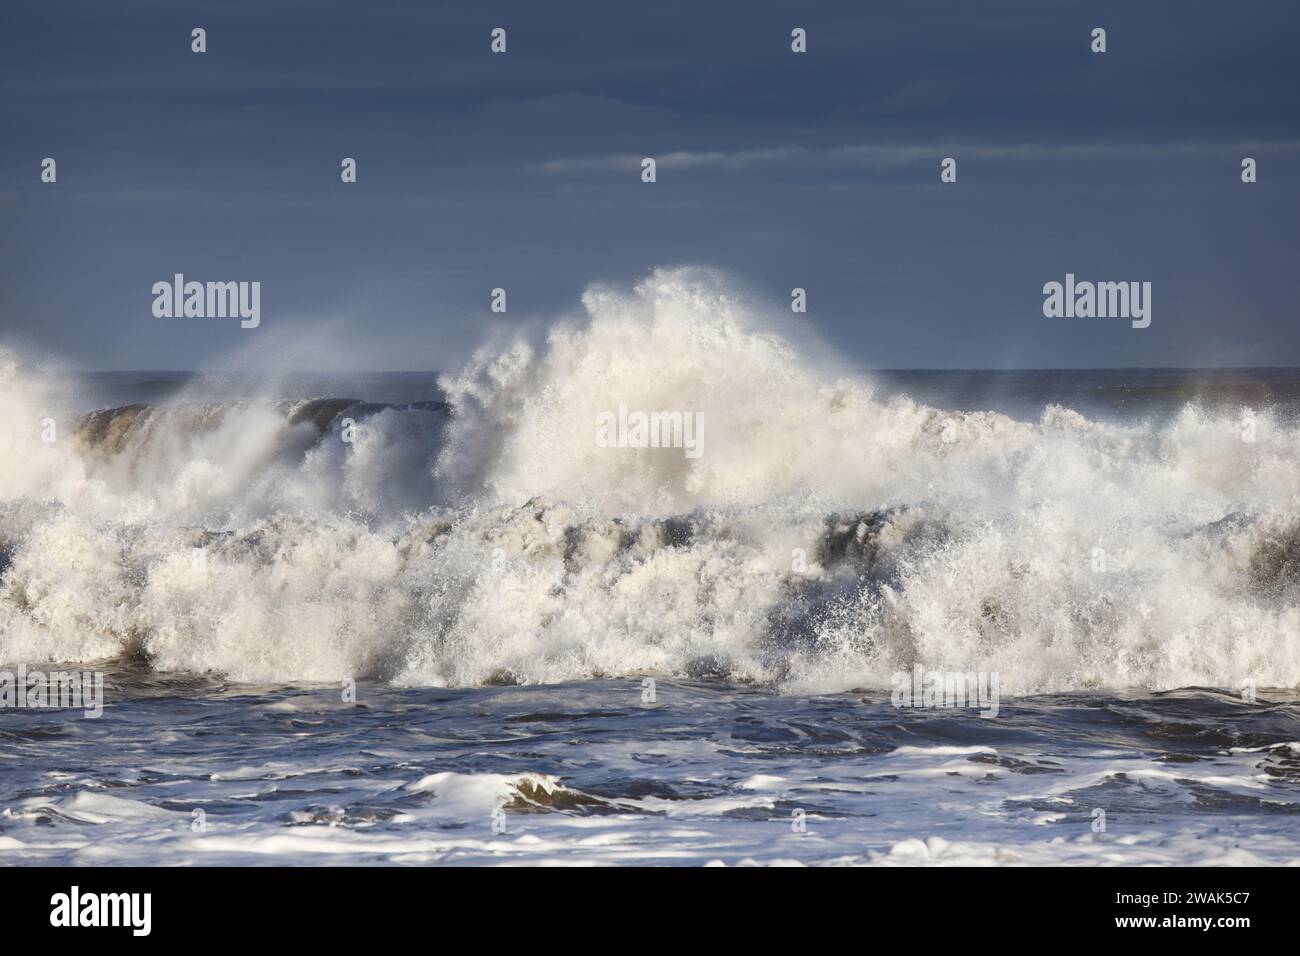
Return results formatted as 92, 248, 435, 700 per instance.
1, 268, 1299, 693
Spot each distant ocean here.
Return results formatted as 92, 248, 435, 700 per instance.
3, 269, 1299, 865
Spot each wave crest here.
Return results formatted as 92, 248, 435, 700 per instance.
2, 270, 1299, 693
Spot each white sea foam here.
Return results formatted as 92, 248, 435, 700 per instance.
2, 267, 1299, 692
5, 741, 1297, 867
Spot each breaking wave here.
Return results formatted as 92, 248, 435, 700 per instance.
2, 267, 1299, 693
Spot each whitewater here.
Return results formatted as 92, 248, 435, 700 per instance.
2, 267, 1299, 865
3, 266, 1298, 693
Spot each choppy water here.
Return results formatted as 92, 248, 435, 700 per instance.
3, 267, 1300, 864
3, 669, 1299, 865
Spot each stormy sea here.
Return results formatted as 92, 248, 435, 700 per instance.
3, 268, 1300, 865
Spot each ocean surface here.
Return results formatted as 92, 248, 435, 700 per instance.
3, 268, 1300, 865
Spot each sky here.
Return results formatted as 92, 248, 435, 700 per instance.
1, 0, 1298, 371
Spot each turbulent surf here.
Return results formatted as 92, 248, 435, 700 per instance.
2, 267, 1299, 694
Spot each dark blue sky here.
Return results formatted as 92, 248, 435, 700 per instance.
2, 0, 1298, 370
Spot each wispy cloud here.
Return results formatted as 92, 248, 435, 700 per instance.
538, 140, 1300, 175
